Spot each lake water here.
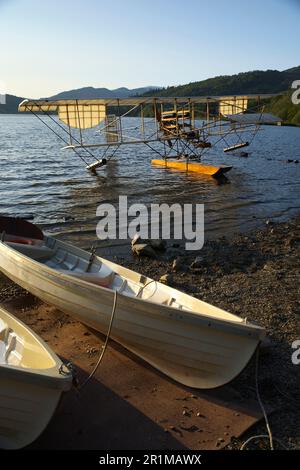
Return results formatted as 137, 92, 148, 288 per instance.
1, 114, 300, 251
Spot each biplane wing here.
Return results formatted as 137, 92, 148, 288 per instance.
225, 112, 282, 125
18, 94, 278, 111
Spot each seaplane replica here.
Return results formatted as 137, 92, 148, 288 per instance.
18, 94, 281, 178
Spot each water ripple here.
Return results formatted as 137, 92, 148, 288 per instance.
0, 114, 300, 242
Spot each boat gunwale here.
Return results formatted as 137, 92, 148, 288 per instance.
0, 306, 72, 390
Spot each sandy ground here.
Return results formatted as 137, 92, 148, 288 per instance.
1, 216, 300, 450
1, 292, 264, 450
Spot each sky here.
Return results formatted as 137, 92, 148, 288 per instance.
1, 0, 300, 98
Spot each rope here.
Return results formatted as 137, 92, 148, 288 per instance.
136, 279, 157, 298
26, 103, 105, 166
26, 108, 90, 166
30, 102, 97, 161
197, 101, 264, 159
240, 347, 275, 450
240, 435, 288, 450
78, 289, 118, 390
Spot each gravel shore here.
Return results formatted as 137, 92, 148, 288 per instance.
111, 215, 300, 449
1, 215, 299, 449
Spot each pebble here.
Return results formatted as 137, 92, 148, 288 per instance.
215, 437, 225, 447
86, 346, 99, 355
285, 236, 300, 248
190, 256, 203, 269
180, 424, 199, 432
149, 239, 166, 251
172, 257, 186, 272
159, 273, 173, 285
132, 243, 157, 258
131, 233, 141, 246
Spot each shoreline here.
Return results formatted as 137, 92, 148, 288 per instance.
1, 215, 299, 449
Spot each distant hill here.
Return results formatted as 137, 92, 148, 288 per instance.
0, 94, 25, 114
143, 67, 300, 97
49, 86, 160, 100
266, 90, 300, 125
0, 87, 160, 113
1, 67, 299, 122
284, 66, 300, 74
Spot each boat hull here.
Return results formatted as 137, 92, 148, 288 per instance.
0, 240, 264, 389
0, 377, 62, 449
151, 159, 232, 177
0, 306, 72, 449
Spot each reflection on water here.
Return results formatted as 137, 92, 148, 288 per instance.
0, 115, 300, 248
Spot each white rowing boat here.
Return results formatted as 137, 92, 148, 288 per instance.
0, 305, 72, 449
0, 218, 265, 389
